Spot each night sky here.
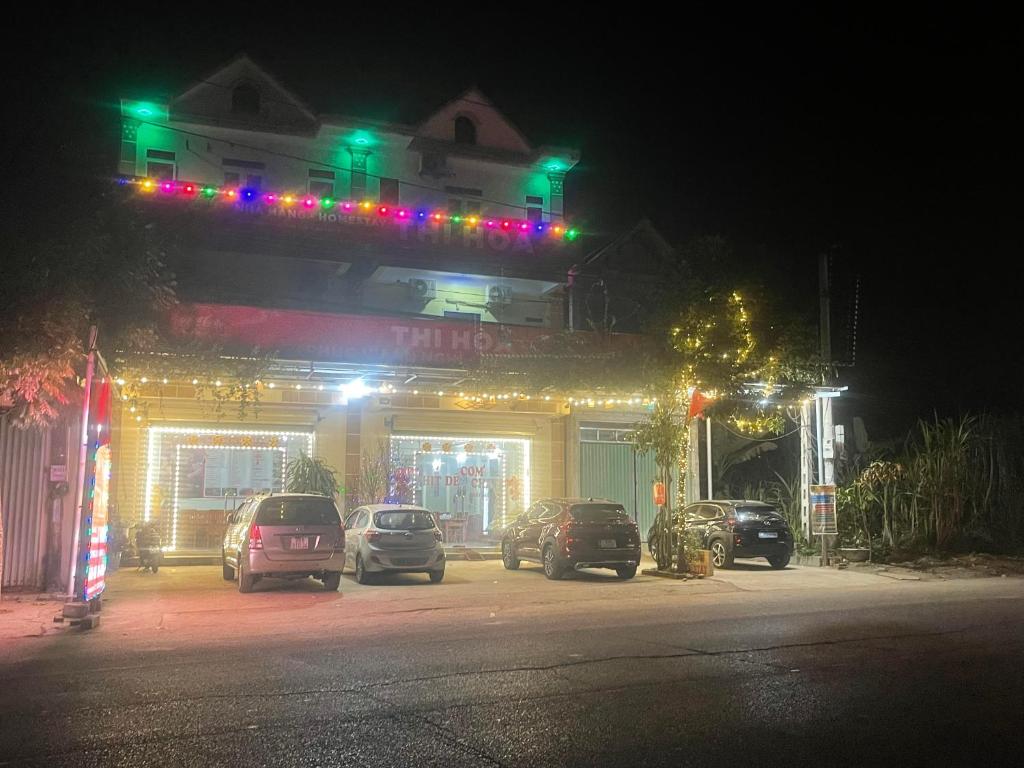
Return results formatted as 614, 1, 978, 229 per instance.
5, 9, 1021, 438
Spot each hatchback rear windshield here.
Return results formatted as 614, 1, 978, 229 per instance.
375, 510, 436, 530
570, 504, 630, 523
256, 498, 340, 526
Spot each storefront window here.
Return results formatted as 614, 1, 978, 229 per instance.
389, 435, 530, 539
143, 427, 314, 552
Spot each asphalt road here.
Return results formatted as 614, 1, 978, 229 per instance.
2, 560, 1023, 767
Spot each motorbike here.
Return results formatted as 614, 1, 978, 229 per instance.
135, 523, 163, 573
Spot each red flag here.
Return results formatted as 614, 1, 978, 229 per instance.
688, 390, 710, 420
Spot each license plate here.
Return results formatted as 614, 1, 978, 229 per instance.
599, 539, 617, 548
758, 531, 779, 539
289, 537, 310, 550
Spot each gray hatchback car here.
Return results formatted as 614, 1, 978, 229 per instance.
222, 493, 345, 593
344, 504, 446, 583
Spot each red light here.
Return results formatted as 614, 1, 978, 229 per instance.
432, 212, 444, 222
249, 525, 264, 551
501, 220, 511, 229
183, 184, 196, 195
225, 189, 237, 199
378, 206, 389, 216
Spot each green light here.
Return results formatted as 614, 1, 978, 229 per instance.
451, 215, 462, 223
201, 186, 217, 198
546, 163, 561, 171
321, 197, 335, 209
565, 228, 579, 241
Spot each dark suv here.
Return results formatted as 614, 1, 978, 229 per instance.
647, 500, 793, 570
501, 498, 642, 579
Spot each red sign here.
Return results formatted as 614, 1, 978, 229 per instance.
653, 481, 666, 507
170, 303, 638, 367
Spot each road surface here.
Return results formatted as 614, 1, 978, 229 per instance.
2, 560, 1022, 766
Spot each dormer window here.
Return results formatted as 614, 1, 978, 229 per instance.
454, 115, 477, 145
231, 84, 261, 115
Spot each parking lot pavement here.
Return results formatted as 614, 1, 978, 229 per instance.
1, 555, 926, 646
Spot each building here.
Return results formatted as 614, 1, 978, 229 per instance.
112, 55, 665, 556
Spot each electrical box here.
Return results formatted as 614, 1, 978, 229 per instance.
487, 285, 513, 305
407, 278, 436, 300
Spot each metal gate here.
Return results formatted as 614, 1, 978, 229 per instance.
579, 441, 660, 541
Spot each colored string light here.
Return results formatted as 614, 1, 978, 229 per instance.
121, 176, 578, 240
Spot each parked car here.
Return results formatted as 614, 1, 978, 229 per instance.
501, 498, 641, 579
647, 500, 793, 569
343, 504, 446, 584
222, 493, 345, 593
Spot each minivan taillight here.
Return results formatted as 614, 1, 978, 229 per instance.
249, 524, 264, 550
336, 524, 345, 550
365, 530, 381, 543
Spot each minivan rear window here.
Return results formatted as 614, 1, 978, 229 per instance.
570, 504, 630, 523
256, 497, 340, 526
375, 510, 436, 530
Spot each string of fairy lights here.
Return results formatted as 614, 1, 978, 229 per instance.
113, 374, 659, 415
123, 176, 580, 241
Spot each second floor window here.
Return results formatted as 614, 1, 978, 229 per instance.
146, 149, 175, 180
379, 178, 400, 205
526, 195, 544, 222
309, 169, 335, 197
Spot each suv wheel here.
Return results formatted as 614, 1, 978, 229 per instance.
355, 554, 371, 585
767, 553, 791, 570
710, 539, 734, 569
616, 564, 638, 580
429, 567, 445, 583
323, 572, 342, 591
543, 544, 564, 580
502, 540, 520, 570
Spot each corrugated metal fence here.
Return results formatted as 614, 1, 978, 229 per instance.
0, 415, 50, 589
1, 417, 77, 593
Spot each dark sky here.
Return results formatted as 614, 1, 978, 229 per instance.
5, 8, 1022, 438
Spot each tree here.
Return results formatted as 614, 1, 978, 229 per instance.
0, 200, 177, 428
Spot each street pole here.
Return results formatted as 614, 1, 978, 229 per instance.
66, 326, 98, 600
705, 417, 713, 500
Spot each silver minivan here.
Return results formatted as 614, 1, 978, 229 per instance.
222, 493, 345, 593
344, 505, 445, 584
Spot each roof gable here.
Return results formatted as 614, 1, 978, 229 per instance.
415, 88, 533, 156
169, 54, 319, 135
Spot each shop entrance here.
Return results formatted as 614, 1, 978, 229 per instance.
390, 435, 530, 546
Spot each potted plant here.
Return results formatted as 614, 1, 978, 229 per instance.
284, 451, 340, 497
837, 531, 871, 562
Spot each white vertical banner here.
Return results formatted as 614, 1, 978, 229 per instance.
686, 419, 701, 505
821, 396, 836, 485
800, 401, 814, 541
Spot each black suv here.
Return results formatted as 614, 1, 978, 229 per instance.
502, 498, 642, 579
647, 500, 793, 569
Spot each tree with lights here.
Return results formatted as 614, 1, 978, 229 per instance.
633, 237, 825, 573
